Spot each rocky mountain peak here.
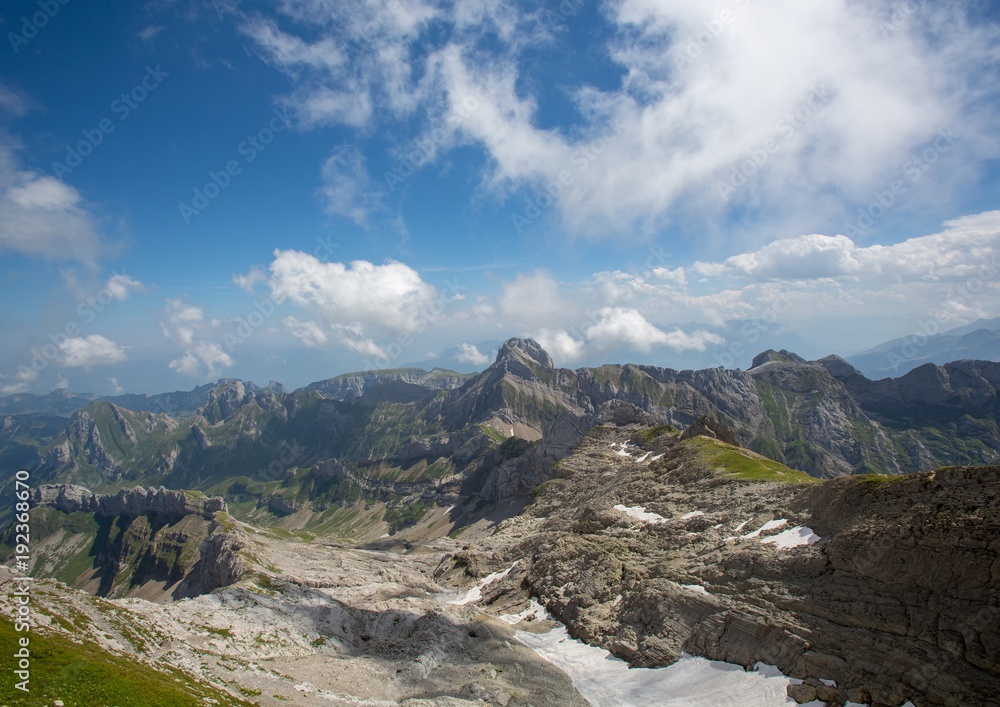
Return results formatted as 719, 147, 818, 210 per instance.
818, 355, 863, 381
750, 349, 808, 368
495, 338, 555, 371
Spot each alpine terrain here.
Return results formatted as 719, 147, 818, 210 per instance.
1, 339, 998, 706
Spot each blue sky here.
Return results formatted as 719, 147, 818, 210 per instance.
1, 0, 999, 394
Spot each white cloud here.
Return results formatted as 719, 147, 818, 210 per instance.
287, 85, 373, 129
535, 329, 585, 364
0, 145, 109, 263
320, 147, 381, 224
109, 377, 124, 394
233, 266, 267, 293
265, 250, 439, 334
240, 2, 1000, 240
715, 234, 863, 280
243, 18, 345, 75
584, 308, 724, 353
8, 176, 79, 210
332, 325, 386, 358
284, 316, 328, 347
160, 299, 205, 345
59, 335, 127, 368
499, 271, 572, 328
0, 367, 39, 395
0, 84, 31, 116
456, 343, 490, 366
104, 273, 145, 301
169, 343, 234, 379
700, 211, 1000, 283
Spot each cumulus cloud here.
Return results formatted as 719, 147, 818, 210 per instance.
233, 266, 267, 293
284, 316, 328, 347
0, 367, 39, 395
0, 145, 110, 263
160, 299, 204, 345
59, 335, 127, 368
584, 308, 724, 353
456, 342, 490, 366
499, 271, 572, 328
104, 273, 146, 301
535, 329, 585, 364
699, 210, 1000, 283
169, 343, 234, 378
265, 250, 439, 333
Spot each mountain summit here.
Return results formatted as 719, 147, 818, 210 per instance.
495, 337, 555, 373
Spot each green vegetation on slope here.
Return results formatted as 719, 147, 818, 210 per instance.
0, 617, 250, 706
686, 436, 819, 483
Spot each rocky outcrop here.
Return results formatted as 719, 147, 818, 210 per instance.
175, 527, 248, 597
452, 425, 1000, 707
198, 379, 285, 424
306, 369, 470, 402
33, 484, 227, 521
679, 415, 739, 445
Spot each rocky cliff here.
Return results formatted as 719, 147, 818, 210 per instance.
33, 484, 227, 521
439, 420, 1000, 707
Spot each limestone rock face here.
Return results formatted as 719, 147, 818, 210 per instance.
679, 415, 739, 445
453, 426, 1000, 707
179, 529, 247, 595
33, 484, 227, 521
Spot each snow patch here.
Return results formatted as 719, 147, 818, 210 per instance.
446, 563, 518, 606
760, 526, 822, 549
499, 599, 548, 625
681, 584, 710, 596
742, 519, 788, 539
734, 519, 752, 533
516, 620, 816, 707
614, 504, 667, 524
681, 511, 705, 520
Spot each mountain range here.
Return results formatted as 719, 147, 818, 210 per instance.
2, 338, 999, 705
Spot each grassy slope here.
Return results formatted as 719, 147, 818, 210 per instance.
686, 436, 820, 483
0, 617, 251, 706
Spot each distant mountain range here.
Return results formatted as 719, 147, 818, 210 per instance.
847, 317, 1000, 379
3, 339, 997, 520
